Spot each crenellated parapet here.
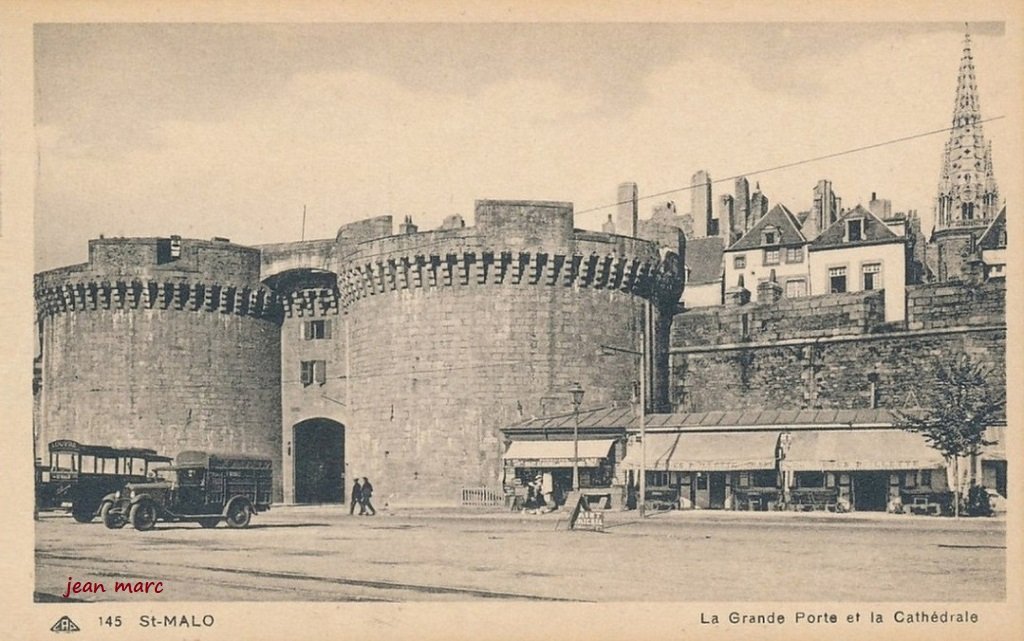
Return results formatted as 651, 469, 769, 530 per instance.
280, 287, 342, 318
333, 249, 680, 309
34, 279, 282, 322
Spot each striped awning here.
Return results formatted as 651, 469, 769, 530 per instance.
621, 432, 780, 471
502, 439, 615, 468
781, 429, 945, 472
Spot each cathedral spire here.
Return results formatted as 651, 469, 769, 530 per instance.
951, 30, 982, 129
934, 29, 999, 235
932, 28, 1002, 282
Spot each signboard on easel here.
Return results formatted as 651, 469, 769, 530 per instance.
566, 491, 605, 531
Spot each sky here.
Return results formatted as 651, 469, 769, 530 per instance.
34, 22, 1019, 272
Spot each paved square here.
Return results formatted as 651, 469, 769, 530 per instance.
36, 507, 1005, 602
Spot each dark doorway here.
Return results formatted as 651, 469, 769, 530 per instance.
852, 472, 889, 511
709, 472, 727, 509
294, 419, 344, 504
983, 461, 1007, 497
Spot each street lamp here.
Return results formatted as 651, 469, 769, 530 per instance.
600, 299, 650, 518
568, 382, 585, 491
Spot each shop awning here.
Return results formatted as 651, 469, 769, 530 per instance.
781, 429, 945, 472
502, 439, 616, 467
621, 432, 780, 471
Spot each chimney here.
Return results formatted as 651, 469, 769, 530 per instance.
616, 182, 639, 238
398, 215, 418, 235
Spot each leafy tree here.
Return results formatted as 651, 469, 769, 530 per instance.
896, 355, 1005, 518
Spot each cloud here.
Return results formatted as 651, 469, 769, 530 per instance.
35, 27, 1020, 272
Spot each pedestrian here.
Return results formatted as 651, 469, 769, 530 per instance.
359, 477, 376, 516
541, 472, 556, 513
349, 477, 362, 515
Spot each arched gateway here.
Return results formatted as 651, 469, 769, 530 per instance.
293, 418, 344, 504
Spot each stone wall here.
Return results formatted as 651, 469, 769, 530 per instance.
327, 200, 683, 505
34, 238, 283, 497
670, 280, 1006, 413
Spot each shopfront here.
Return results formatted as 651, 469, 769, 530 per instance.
501, 438, 619, 506
621, 431, 782, 510
780, 429, 947, 512
980, 427, 1006, 500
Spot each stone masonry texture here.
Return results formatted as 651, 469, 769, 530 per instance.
670, 280, 1005, 413
262, 200, 685, 505
35, 238, 284, 498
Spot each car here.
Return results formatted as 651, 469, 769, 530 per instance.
101, 450, 273, 531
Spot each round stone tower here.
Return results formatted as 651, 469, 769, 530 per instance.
34, 236, 283, 496
266, 200, 684, 506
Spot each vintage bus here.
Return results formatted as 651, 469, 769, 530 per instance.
37, 439, 173, 522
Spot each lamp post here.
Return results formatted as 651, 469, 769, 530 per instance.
600, 298, 650, 518
568, 382, 585, 491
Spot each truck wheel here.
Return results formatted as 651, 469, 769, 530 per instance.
129, 501, 158, 531
71, 503, 95, 523
225, 501, 252, 528
198, 518, 220, 528
100, 502, 126, 529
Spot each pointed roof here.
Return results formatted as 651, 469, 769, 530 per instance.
809, 204, 901, 250
934, 30, 1000, 233
684, 236, 725, 285
727, 203, 805, 251
952, 31, 982, 128
977, 206, 1007, 250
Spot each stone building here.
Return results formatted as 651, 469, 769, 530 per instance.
36, 201, 685, 506
807, 204, 907, 322
931, 31, 1003, 281
723, 203, 809, 302
33, 237, 284, 496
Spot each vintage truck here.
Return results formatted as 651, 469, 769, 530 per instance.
100, 451, 273, 531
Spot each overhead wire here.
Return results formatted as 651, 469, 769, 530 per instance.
574, 115, 1006, 216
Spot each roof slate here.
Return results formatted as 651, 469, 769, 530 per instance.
685, 236, 725, 285
727, 204, 806, 251
506, 406, 914, 431
809, 204, 901, 249
978, 206, 1007, 250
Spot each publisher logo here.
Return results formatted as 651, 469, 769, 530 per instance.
50, 616, 80, 633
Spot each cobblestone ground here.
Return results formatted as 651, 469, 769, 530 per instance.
35, 506, 1005, 602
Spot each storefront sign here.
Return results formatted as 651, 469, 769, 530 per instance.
566, 492, 605, 532
574, 510, 604, 531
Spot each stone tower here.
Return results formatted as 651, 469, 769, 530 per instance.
806, 179, 841, 240
749, 182, 769, 223
932, 30, 1001, 281
734, 177, 751, 234
691, 170, 713, 238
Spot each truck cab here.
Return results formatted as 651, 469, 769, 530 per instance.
102, 451, 273, 531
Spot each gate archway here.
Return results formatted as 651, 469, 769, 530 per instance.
293, 418, 345, 504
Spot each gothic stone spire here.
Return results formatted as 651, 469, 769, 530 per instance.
935, 30, 1000, 232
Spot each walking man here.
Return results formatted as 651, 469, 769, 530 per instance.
349, 477, 362, 515
359, 477, 376, 516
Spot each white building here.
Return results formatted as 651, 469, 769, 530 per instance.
723, 204, 809, 301
807, 205, 907, 322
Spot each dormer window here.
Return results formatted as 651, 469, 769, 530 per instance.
762, 229, 778, 245
846, 219, 863, 242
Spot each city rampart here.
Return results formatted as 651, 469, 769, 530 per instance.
670, 280, 1006, 413
34, 237, 284, 497
263, 200, 685, 505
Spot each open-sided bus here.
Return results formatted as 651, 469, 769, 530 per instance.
38, 439, 173, 522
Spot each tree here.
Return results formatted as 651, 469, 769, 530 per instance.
896, 355, 1005, 518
